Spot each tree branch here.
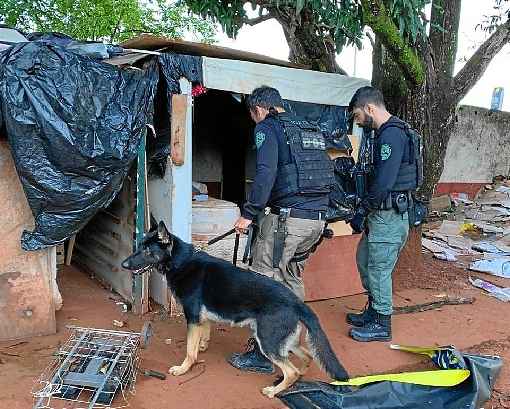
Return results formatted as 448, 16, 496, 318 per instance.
243, 13, 273, 26
361, 0, 425, 87
366, 31, 375, 48
452, 18, 510, 104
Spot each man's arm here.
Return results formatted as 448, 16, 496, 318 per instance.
242, 122, 279, 221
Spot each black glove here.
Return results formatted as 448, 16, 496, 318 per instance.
349, 207, 368, 234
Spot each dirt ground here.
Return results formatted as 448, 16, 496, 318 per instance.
1, 254, 509, 409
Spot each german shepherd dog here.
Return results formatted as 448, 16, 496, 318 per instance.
122, 221, 348, 398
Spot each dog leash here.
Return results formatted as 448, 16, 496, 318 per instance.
207, 228, 241, 266
207, 228, 236, 246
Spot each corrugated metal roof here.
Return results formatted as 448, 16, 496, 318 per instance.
121, 34, 301, 68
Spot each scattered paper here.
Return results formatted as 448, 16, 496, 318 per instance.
496, 186, 510, 194
471, 221, 504, 234
469, 258, 510, 279
469, 277, 510, 302
438, 221, 464, 235
422, 238, 458, 261
472, 241, 510, 255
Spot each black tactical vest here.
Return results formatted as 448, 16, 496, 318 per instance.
271, 115, 335, 201
387, 121, 424, 192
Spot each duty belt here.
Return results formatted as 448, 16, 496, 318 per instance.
380, 191, 413, 213
270, 207, 326, 221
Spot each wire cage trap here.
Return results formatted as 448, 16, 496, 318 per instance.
33, 324, 152, 409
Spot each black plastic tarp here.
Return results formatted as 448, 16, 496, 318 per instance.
278, 349, 502, 409
0, 41, 158, 250
26, 32, 124, 60
283, 100, 352, 151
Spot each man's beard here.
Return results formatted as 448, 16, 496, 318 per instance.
362, 114, 375, 131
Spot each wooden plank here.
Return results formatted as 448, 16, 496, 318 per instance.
0, 141, 56, 341
65, 235, 76, 266
171, 94, 188, 166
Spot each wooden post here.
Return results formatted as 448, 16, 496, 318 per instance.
65, 234, 76, 266
169, 80, 193, 317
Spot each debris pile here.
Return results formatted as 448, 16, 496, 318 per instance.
422, 177, 510, 293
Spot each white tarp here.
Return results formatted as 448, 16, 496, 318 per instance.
202, 57, 370, 106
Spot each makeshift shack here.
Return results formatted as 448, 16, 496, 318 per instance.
106, 35, 370, 308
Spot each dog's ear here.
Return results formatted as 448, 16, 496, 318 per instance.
149, 214, 158, 232
157, 221, 171, 245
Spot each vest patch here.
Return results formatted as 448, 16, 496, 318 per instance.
381, 144, 392, 161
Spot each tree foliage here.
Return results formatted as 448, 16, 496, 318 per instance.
0, 0, 216, 43
184, 0, 431, 54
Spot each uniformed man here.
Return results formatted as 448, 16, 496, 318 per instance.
346, 86, 418, 342
228, 86, 334, 373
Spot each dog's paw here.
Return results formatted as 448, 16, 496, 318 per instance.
168, 365, 188, 376
199, 340, 209, 352
261, 386, 276, 399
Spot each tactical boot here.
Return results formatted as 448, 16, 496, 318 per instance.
349, 313, 392, 342
227, 338, 274, 374
346, 299, 375, 327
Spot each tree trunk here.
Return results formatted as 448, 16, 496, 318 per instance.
270, 7, 346, 74
372, 40, 457, 201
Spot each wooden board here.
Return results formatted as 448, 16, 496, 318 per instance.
171, 94, 188, 166
0, 141, 56, 341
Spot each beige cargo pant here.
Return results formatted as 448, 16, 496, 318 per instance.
250, 213, 325, 300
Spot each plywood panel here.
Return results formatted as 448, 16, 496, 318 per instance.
0, 141, 56, 341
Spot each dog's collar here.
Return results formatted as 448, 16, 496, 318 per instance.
132, 265, 153, 275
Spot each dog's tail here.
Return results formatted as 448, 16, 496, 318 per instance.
298, 303, 349, 381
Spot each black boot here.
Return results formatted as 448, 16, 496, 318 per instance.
346, 298, 375, 327
350, 313, 392, 342
227, 338, 274, 374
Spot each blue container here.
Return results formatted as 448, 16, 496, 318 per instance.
490, 87, 504, 111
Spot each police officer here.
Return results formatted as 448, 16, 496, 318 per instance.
346, 86, 417, 342
228, 85, 334, 373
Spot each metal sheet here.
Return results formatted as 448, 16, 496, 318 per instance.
202, 57, 370, 106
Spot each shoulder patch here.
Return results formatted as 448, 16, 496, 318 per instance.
255, 131, 266, 149
381, 144, 392, 160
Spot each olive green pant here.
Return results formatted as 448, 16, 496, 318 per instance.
356, 209, 409, 315
250, 213, 325, 300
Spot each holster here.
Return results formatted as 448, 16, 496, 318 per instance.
272, 208, 290, 268
242, 224, 258, 266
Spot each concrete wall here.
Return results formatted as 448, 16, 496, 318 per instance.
440, 105, 510, 184
0, 140, 57, 340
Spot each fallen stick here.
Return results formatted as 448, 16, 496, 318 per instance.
178, 362, 206, 386
4, 341, 27, 349
0, 351, 21, 357
394, 297, 475, 314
